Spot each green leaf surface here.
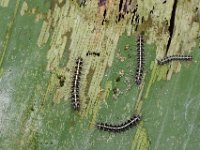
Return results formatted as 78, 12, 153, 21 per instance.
0, 1, 199, 150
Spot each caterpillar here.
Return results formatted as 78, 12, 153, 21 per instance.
71, 57, 83, 111
135, 34, 144, 85
157, 55, 192, 65
96, 115, 141, 133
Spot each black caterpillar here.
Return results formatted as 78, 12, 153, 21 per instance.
157, 55, 192, 65
96, 115, 141, 133
135, 34, 144, 85
71, 57, 83, 111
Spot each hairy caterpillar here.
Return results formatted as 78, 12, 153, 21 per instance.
157, 55, 192, 65
71, 57, 83, 111
135, 34, 144, 85
96, 115, 141, 133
